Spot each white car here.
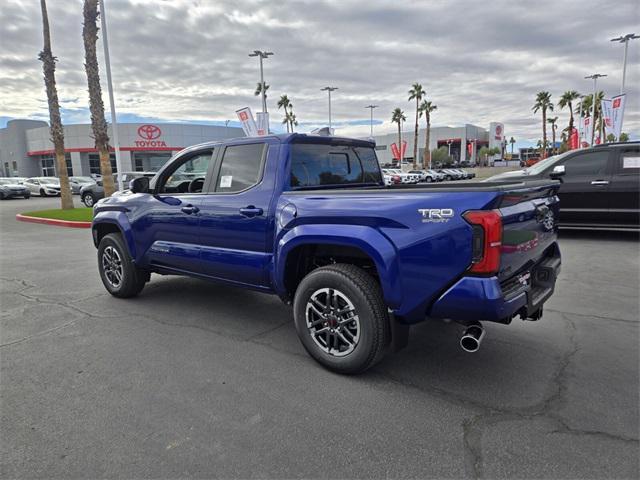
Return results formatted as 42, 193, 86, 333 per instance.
383, 169, 417, 184
23, 177, 62, 196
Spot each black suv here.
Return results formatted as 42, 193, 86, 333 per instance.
486, 142, 639, 230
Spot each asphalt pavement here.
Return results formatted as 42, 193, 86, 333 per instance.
1, 196, 638, 479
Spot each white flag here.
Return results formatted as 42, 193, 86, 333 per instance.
235, 107, 258, 137
601, 99, 613, 134
256, 112, 269, 136
610, 94, 626, 140
582, 116, 593, 146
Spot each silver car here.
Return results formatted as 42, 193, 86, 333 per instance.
23, 177, 62, 196
69, 176, 96, 194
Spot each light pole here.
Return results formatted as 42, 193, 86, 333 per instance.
98, 0, 123, 190
249, 50, 273, 113
611, 33, 639, 94
225, 119, 230, 138
321, 87, 338, 132
365, 104, 378, 137
447, 139, 452, 157
584, 74, 607, 146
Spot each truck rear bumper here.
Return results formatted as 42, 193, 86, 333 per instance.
428, 245, 561, 324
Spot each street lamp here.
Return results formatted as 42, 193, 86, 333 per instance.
447, 139, 452, 157
584, 73, 607, 146
321, 87, 338, 132
611, 33, 639, 94
248, 50, 273, 113
365, 105, 378, 137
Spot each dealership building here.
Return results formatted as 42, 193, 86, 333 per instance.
0, 120, 244, 178
372, 122, 506, 165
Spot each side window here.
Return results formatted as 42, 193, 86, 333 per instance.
562, 151, 609, 177
290, 144, 366, 188
615, 148, 640, 175
354, 147, 383, 183
157, 151, 213, 194
216, 143, 266, 193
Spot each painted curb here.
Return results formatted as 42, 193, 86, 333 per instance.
16, 213, 91, 229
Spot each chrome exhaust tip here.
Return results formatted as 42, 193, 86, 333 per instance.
460, 324, 485, 353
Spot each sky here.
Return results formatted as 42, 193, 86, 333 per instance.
1, 0, 638, 148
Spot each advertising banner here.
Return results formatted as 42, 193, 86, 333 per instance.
256, 112, 269, 136
610, 94, 626, 140
391, 143, 400, 160
235, 107, 258, 137
569, 128, 579, 150
601, 99, 613, 132
582, 116, 593, 146
400, 140, 407, 160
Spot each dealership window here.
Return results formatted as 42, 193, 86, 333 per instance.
40, 154, 72, 176
375, 145, 387, 151
133, 152, 172, 172
88, 153, 117, 175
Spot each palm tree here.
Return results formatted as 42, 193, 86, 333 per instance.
277, 94, 292, 132
82, 0, 115, 197
38, 0, 73, 210
254, 82, 270, 106
547, 117, 558, 154
391, 108, 406, 163
575, 91, 605, 145
418, 100, 437, 169
509, 136, 516, 155
408, 83, 424, 169
532, 91, 553, 158
558, 90, 580, 136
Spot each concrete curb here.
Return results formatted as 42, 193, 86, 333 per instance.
16, 213, 91, 229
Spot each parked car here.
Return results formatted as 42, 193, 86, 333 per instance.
0, 178, 30, 199
23, 177, 61, 196
92, 133, 561, 374
382, 169, 416, 184
383, 173, 401, 185
69, 176, 96, 194
81, 172, 155, 207
437, 169, 461, 181
408, 170, 437, 182
485, 142, 640, 230
427, 169, 445, 181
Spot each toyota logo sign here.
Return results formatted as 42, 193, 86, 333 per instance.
138, 124, 162, 140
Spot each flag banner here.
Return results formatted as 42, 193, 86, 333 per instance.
610, 94, 626, 140
400, 140, 407, 159
256, 112, 269, 136
601, 99, 613, 139
235, 107, 258, 137
582, 116, 593, 146
569, 128, 579, 150
391, 143, 400, 160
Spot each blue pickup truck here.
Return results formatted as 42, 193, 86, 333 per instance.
92, 134, 561, 373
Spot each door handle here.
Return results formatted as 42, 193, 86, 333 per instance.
181, 205, 200, 214
590, 180, 609, 186
239, 206, 264, 217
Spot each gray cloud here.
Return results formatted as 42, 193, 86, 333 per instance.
0, 0, 638, 141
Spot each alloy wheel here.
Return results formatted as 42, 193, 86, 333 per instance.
101, 246, 123, 288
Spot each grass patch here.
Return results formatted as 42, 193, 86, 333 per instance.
21, 208, 93, 222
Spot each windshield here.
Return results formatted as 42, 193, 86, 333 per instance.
525, 151, 572, 175
71, 176, 94, 182
39, 178, 59, 185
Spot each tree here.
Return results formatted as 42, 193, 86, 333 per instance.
408, 83, 424, 169
509, 136, 516, 155
430, 146, 450, 166
532, 91, 553, 158
418, 100, 437, 170
606, 133, 617, 143
558, 90, 580, 136
254, 82, 269, 100
38, 0, 74, 210
576, 91, 605, 145
82, 0, 115, 197
619, 132, 629, 142
547, 116, 558, 154
390, 108, 406, 163
277, 94, 292, 132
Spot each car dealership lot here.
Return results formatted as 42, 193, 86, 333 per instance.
1, 197, 638, 478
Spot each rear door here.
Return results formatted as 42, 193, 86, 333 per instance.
197, 141, 276, 288
554, 149, 613, 225
608, 146, 640, 227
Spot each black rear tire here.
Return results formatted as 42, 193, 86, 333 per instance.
97, 233, 147, 298
83, 192, 95, 207
293, 264, 390, 374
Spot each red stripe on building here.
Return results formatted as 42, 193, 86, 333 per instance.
27, 146, 184, 156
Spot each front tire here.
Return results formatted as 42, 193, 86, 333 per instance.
97, 233, 147, 298
39, 188, 47, 197
293, 264, 390, 374
83, 192, 95, 207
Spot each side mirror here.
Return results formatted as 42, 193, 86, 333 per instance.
130, 176, 149, 193
549, 165, 565, 180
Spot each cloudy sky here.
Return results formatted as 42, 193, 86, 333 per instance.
1, 0, 638, 146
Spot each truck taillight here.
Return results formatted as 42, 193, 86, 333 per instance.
463, 210, 502, 275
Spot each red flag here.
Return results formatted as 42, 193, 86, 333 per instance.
391, 143, 400, 160
569, 128, 579, 150
400, 140, 407, 159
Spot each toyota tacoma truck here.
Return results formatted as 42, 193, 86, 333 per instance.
92, 134, 561, 373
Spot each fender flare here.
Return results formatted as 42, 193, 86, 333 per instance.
92, 211, 137, 260
274, 224, 402, 308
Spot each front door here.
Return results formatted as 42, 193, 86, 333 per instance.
197, 142, 275, 288
608, 146, 640, 227
132, 149, 214, 273
555, 149, 613, 225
